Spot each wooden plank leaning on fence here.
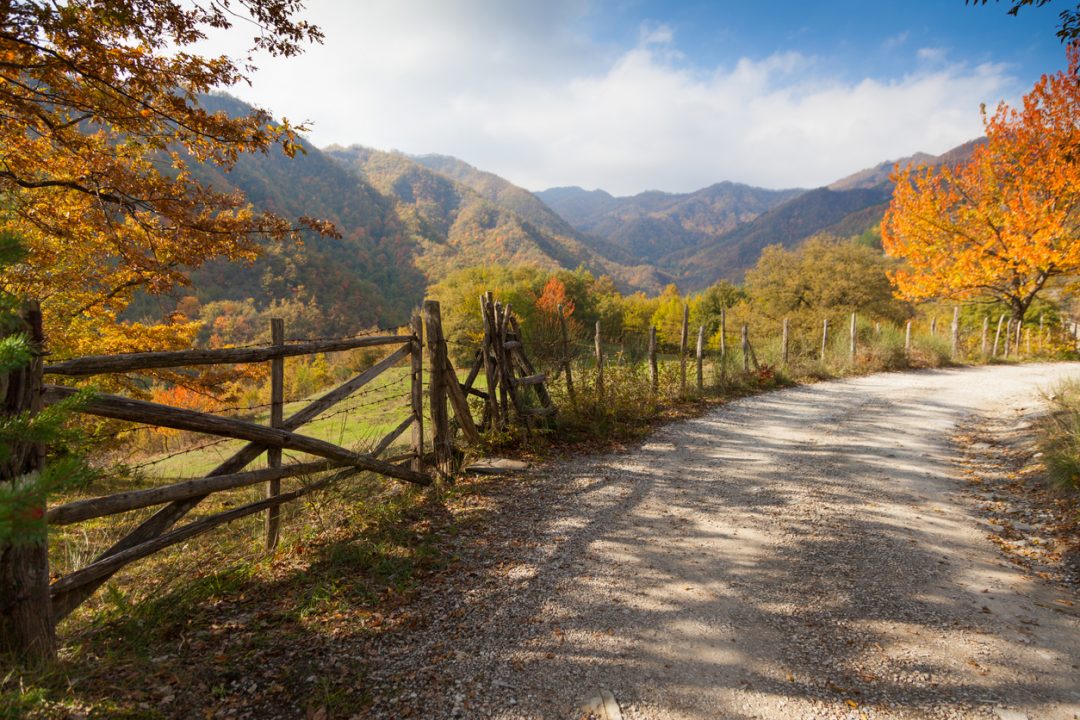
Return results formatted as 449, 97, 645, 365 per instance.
46, 334, 426, 621
0, 301, 55, 661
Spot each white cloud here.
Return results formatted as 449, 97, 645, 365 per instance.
205, 0, 1017, 195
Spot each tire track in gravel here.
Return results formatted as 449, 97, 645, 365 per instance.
365, 363, 1080, 720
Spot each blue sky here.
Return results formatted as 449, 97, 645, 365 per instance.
206, 0, 1070, 194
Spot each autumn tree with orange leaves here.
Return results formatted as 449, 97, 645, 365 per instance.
882, 46, 1080, 323
0, 0, 331, 357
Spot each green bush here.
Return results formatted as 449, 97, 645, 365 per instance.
1039, 379, 1080, 492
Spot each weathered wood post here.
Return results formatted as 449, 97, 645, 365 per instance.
993, 314, 1005, 357
494, 301, 510, 422
718, 307, 727, 384
695, 325, 704, 392
265, 317, 284, 550
1003, 318, 1012, 359
781, 318, 789, 367
410, 313, 425, 471
480, 293, 501, 430
1039, 314, 1046, 354
821, 318, 829, 363
981, 315, 990, 359
648, 326, 658, 394
423, 300, 453, 481
849, 312, 857, 364
742, 324, 750, 373
0, 301, 55, 661
905, 320, 912, 357
1015, 318, 1023, 356
1025, 327, 1032, 356
930, 316, 938, 336
679, 303, 689, 392
594, 320, 604, 399
557, 303, 576, 407
950, 306, 960, 360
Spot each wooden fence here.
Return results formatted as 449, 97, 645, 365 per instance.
0, 299, 480, 660
3, 293, 1074, 660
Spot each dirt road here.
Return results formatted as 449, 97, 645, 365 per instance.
367, 364, 1080, 719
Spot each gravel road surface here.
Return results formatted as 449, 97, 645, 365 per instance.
366, 363, 1080, 720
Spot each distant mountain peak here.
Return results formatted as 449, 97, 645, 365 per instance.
828, 140, 982, 191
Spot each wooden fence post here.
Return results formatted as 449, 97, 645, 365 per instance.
410, 313, 425, 471
905, 320, 912, 356
1003, 318, 1012, 359
480, 293, 501, 430
1015, 318, 1023, 356
648, 326, 658, 394
1025, 327, 1031, 356
930, 316, 938, 336
981, 315, 989, 359
849, 312, 857, 364
950, 306, 960, 360
993, 314, 1005, 357
557, 304, 576, 407
594, 320, 604, 399
820, 318, 829, 363
695, 325, 704, 392
781, 318, 789, 367
742, 324, 750, 373
0, 301, 55, 661
423, 301, 453, 482
265, 317, 284, 550
1039, 314, 1046, 353
679, 303, 689, 392
719, 308, 727, 384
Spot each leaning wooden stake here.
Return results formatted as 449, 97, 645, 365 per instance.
981, 316, 990, 358
265, 317, 284, 550
1015, 319, 1023, 356
993, 314, 1005, 357
930, 316, 938, 336
679, 303, 689, 392
1003, 318, 1012, 359
0, 301, 55, 661
905, 320, 912, 356
594, 320, 604, 399
423, 301, 453, 482
410, 313, 425, 471
695, 325, 704, 392
950, 306, 960, 360
821, 318, 829, 363
557, 303, 576, 407
849, 312, 857, 364
781, 318, 789, 367
648, 326, 658, 394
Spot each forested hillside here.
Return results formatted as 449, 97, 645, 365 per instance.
327, 146, 668, 293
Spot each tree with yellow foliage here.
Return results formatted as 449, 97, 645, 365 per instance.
882, 47, 1080, 323
0, 0, 330, 356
